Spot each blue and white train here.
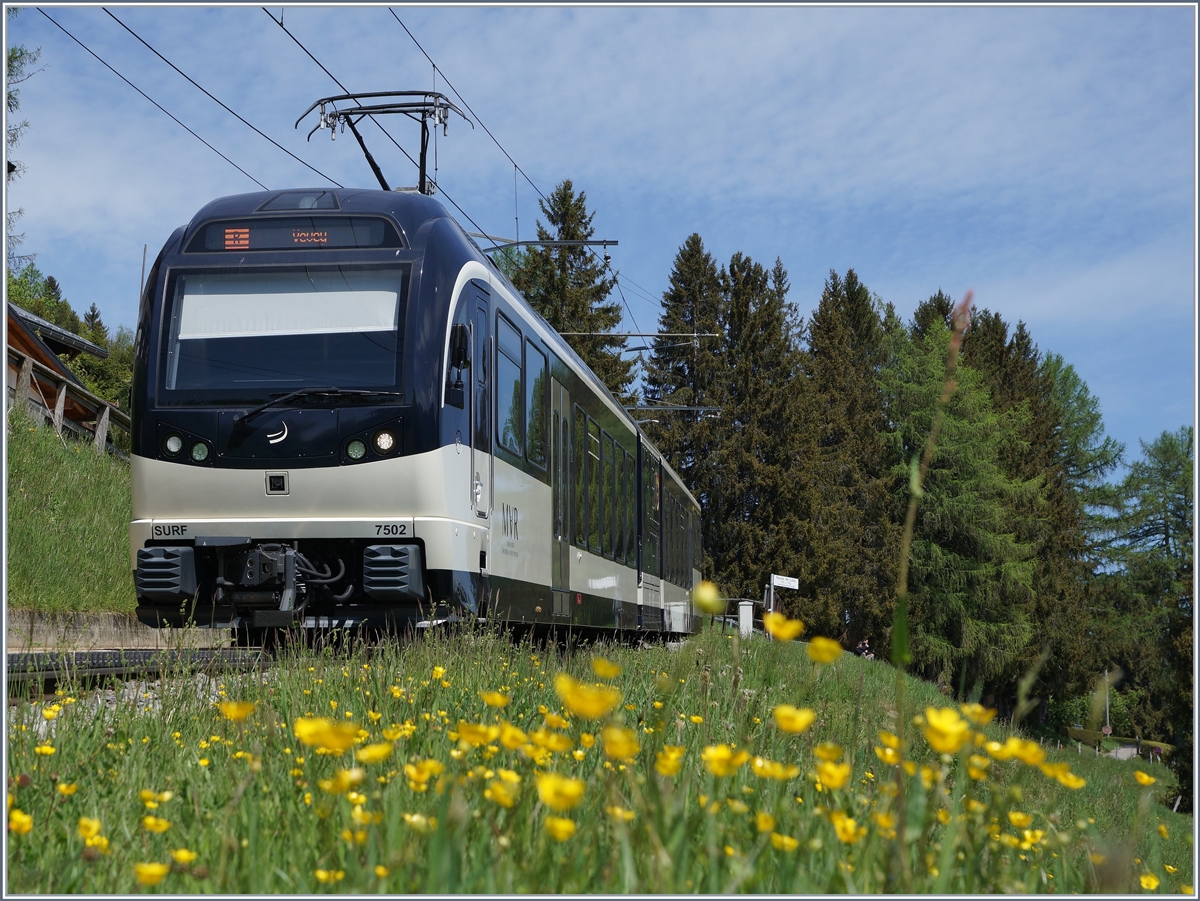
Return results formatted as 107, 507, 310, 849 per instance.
129, 187, 701, 640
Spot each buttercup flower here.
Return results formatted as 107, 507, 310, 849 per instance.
816, 760, 852, 790
763, 612, 804, 641
601, 725, 640, 760
773, 705, 816, 734
806, 637, 842, 664
771, 832, 799, 851
355, 743, 393, 765
170, 848, 198, 865
8, 809, 32, 835
554, 674, 621, 720
78, 817, 102, 839
592, 658, 621, 679
134, 862, 171, 886
691, 581, 725, 615
921, 707, 971, 754
481, 691, 511, 708
1135, 770, 1156, 786
293, 717, 358, 753
655, 746, 686, 777
544, 815, 576, 841
535, 773, 586, 811
701, 744, 750, 777
218, 701, 256, 722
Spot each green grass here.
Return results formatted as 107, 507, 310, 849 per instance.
6, 626, 1191, 893
5, 408, 135, 613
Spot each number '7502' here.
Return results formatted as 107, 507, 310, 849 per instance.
375, 524, 407, 536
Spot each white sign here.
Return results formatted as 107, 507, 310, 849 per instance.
771, 574, 799, 590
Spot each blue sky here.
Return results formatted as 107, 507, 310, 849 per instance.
4, 5, 1195, 464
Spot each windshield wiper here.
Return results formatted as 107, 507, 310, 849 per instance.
234, 387, 402, 424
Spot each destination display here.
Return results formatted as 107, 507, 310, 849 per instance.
187, 217, 403, 252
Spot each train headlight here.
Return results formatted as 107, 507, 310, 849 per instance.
164, 433, 183, 456
190, 442, 209, 462
346, 439, 367, 461
373, 429, 396, 454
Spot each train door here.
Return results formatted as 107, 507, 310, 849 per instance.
550, 380, 571, 618
470, 288, 492, 521
638, 444, 661, 618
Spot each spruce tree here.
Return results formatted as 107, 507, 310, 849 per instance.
508, 180, 635, 402
795, 269, 898, 643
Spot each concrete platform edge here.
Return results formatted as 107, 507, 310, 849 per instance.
4, 610, 234, 653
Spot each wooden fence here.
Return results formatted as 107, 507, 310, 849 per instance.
6, 347, 130, 458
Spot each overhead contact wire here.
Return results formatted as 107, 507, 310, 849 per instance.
38, 9, 268, 190
386, 8, 644, 334
103, 8, 342, 188
260, 7, 492, 241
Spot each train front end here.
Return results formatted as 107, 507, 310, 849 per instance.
129, 188, 480, 635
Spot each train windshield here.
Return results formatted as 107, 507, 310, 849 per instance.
157, 263, 410, 403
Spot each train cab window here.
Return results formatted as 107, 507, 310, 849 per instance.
587, 419, 601, 553
496, 314, 523, 457
602, 433, 615, 558
574, 406, 586, 547
525, 341, 547, 470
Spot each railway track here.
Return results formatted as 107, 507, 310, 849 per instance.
6, 647, 271, 693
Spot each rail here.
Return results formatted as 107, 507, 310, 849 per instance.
5, 347, 131, 458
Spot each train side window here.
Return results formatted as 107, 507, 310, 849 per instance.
616, 449, 627, 564
496, 314, 523, 457
588, 419, 601, 553
574, 406, 586, 547
525, 341, 547, 469
625, 453, 637, 566
601, 433, 614, 558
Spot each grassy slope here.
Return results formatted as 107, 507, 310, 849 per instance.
6, 409, 135, 613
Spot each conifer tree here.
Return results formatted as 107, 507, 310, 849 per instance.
881, 316, 1038, 694
508, 180, 635, 402
794, 269, 897, 643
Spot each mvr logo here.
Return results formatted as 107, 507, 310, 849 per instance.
502, 503, 519, 540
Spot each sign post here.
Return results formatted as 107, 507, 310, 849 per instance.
768, 574, 798, 614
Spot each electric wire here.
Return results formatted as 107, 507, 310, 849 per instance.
38, 9, 268, 190
386, 8, 645, 335
260, 8, 492, 242
103, 8, 343, 188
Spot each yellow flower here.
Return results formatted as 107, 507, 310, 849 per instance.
78, 817, 102, 839
1008, 811, 1033, 828
458, 721, 501, 748
314, 868, 346, 883
763, 611, 805, 641
319, 767, 366, 795
484, 780, 518, 808
8, 809, 32, 835
1140, 873, 1160, 891
592, 658, 621, 679
554, 674, 621, 720
959, 702, 997, 726
56, 783, 78, 796
218, 701, 256, 722
85, 834, 110, 853
142, 816, 171, 833
170, 848, 198, 865
806, 637, 842, 664
481, 691, 511, 708
535, 773, 586, 811
404, 759, 444, 792
1135, 770, 1157, 786
1158, 824, 1169, 839
544, 815, 577, 841
655, 746, 686, 777
601, 725, 640, 760
293, 717, 358, 753
755, 811, 776, 833
432, 666, 447, 680
198, 758, 210, 767
1057, 771, 1086, 790
691, 580, 725, 615
499, 722, 528, 750
543, 712, 570, 729
1164, 865, 1178, 874
689, 715, 704, 724
872, 811, 897, 839
701, 744, 750, 777
606, 805, 636, 822
814, 742, 844, 762
530, 728, 574, 753
355, 743, 393, 765
751, 756, 801, 780
830, 810, 867, 844
374, 865, 389, 878
134, 862, 171, 886
771, 832, 799, 851
874, 745, 901, 765
402, 812, 436, 833
34, 745, 55, 756
772, 704, 816, 734
42, 705, 61, 721
816, 760, 852, 790
921, 707, 971, 754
